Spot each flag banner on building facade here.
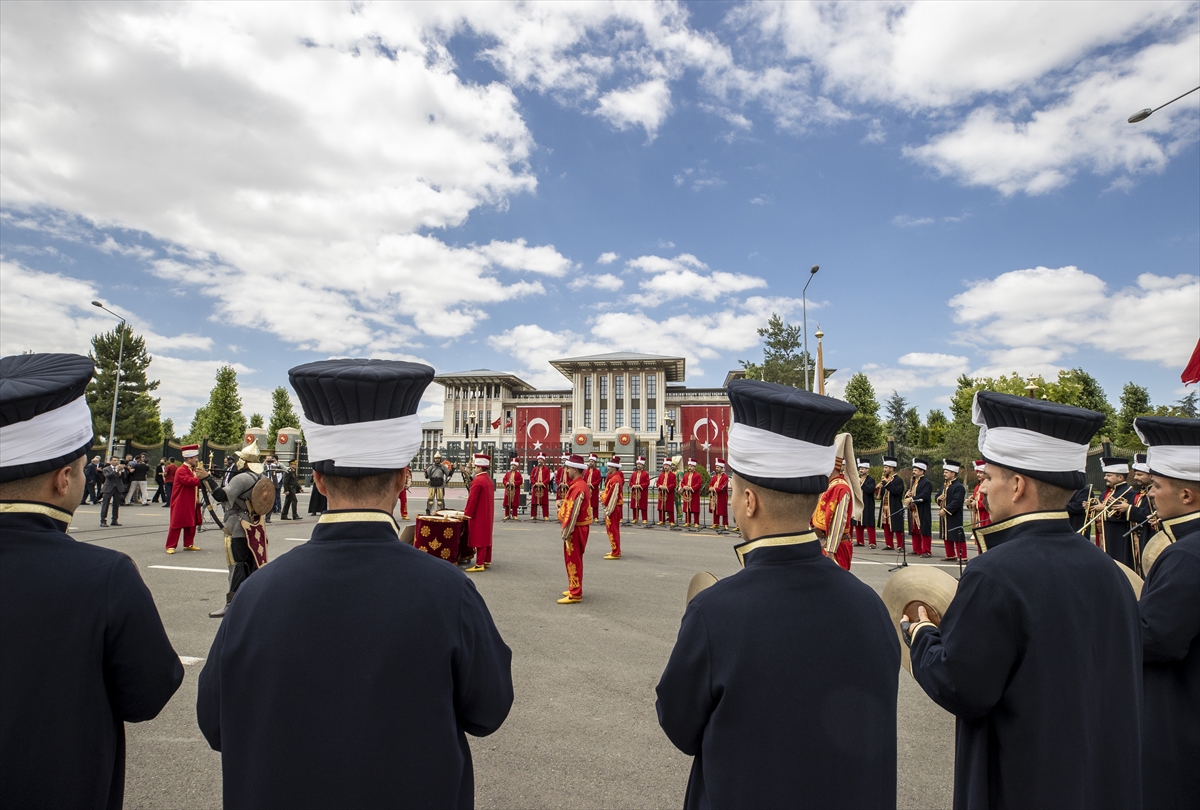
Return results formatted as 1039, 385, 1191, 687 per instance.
516, 407, 562, 457
680, 405, 731, 470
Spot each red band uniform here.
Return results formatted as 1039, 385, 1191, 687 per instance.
583, 457, 602, 524
656, 464, 677, 526
709, 460, 729, 528
554, 460, 568, 502
629, 460, 650, 524
813, 468, 854, 570
602, 458, 624, 558
680, 463, 702, 527
558, 458, 591, 601
502, 463, 522, 520
166, 454, 202, 551
464, 455, 495, 570
529, 458, 551, 520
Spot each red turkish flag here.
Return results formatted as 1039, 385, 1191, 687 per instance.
516, 407, 561, 456
679, 405, 731, 467
1183, 337, 1200, 386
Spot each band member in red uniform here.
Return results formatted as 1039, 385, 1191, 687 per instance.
529, 454, 551, 521
166, 445, 206, 553
397, 479, 409, 521
603, 456, 624, 559
584, 454, 602, 524
464, 454, 495, 572
502, 458, 522, 521
680, 460, 702, 528
879, 456, 905, 550
656, 460, 677, 527
968, 460, 991, 553
812, 443, 855, 571
709, 458, 730, 531
557, 454, 591, 603
555, 455, 568, 502
855, 459, 877, 547
629, 457, 650, 525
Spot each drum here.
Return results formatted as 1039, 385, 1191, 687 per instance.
414, 515, 465, 563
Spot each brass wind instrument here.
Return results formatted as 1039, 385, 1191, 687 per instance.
1079, 489, 1129, 535
877, 470, 893, 528
905, 474, 922, 534
937, 481, 949, 517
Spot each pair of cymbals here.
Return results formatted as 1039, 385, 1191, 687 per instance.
881, 567, 959, 675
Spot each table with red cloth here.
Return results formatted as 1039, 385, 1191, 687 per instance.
414, 515, 467, 563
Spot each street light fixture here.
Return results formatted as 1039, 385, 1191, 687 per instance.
91, 301, 126, 461
802, 265, 819, 391
1127, 86, 1199, 123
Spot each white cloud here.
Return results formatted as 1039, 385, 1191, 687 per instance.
0, 3, 564, 355
892, 214, 934, 227
597, 251, 620, 265
673, 165, 725, 191
948, 266, 1200, 376
596, 79, 673, 139
859, 352, 972, 396
625, 252, 766, 305
568, 273, 624, 292
96, 236, 154, 259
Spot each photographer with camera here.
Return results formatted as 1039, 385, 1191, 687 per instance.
99, 455, 128, 526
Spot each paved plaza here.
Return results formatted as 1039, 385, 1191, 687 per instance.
69, 491, 959, 809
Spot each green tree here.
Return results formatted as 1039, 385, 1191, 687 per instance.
843, 372, 884, 450
161, 418, 175, 440
1173, 391, 1198, 418
1116, 383, 1152, 446
249, 413, 264, 428
884, 391, 909, 443
85, 324, 163, 444
267, 386, 301, 447
904, 407, 922, 448
925, 409, 949, 446
738, 313, 833, 391
186, 366, 247, 444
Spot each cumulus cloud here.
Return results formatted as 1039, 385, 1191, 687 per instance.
0, 3, 563, 355
948, 266, 1199, 375
568, 273, 624, 292
625, 252, 766, 305
597, 251, 620, 265
858, 352, 972, 395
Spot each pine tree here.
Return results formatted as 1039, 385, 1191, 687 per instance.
161, 418, 175, 439
843, 372, 883, 450
904, 407, 922, 448
249, 413, 264, 428
85, 324, 164, 444
1117, 383, 1152, 446
1173, 391, 1198, 418
925, 409, 949, 446
267, 386, 301, 447
884, 391, 909, 443
738, 313, 833, 391
187, 366, 247, 444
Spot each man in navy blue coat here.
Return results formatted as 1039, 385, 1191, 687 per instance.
656, 381, 899, 810
1, 353, 183, 810
1134, 416, 1200, 810
198, 360, 513, 809
905, 392, 1142, 809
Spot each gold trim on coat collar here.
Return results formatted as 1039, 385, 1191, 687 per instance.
734, 531, 819, 567
1162, 510, 1200, 543
317, 510, 399, 536
973, 510, 1069, 553
0, 501, 73, 525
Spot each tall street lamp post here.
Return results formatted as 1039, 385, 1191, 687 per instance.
91, 301, 126, 461
1127, 86, 1199, 123
802, 265, 820, 391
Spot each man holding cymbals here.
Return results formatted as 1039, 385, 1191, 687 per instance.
656, 380, 898, 809
902, 392, 1141, 809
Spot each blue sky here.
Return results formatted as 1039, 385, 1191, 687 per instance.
2, 1, 1197, 427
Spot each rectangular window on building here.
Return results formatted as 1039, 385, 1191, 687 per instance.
584, 377, 593, 398
599, 375, 608, 399
566, 408, 573, 431
647, 408, 657, 431
630, 374, 640, 398
454, 410, 460, 434
505, 410, 514, 433
647, 374, 657, 397
631, 408, 640, 430
615, 408, 624, 428
486, 410, 493, 434
615, 375, 624, 400
600, 409, 608, 432
584, 409, 592, 428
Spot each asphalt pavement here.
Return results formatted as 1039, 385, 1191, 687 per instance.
67, 490, 957, 809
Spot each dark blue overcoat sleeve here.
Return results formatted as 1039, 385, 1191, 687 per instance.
655, 600, 715, 756
946, 483, 965, 516
196, 619, 227, 751
910, 568, 1018, 720
453, 578, 513, 737
105, 556, 184, 723
1139, 545, 1200, 663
